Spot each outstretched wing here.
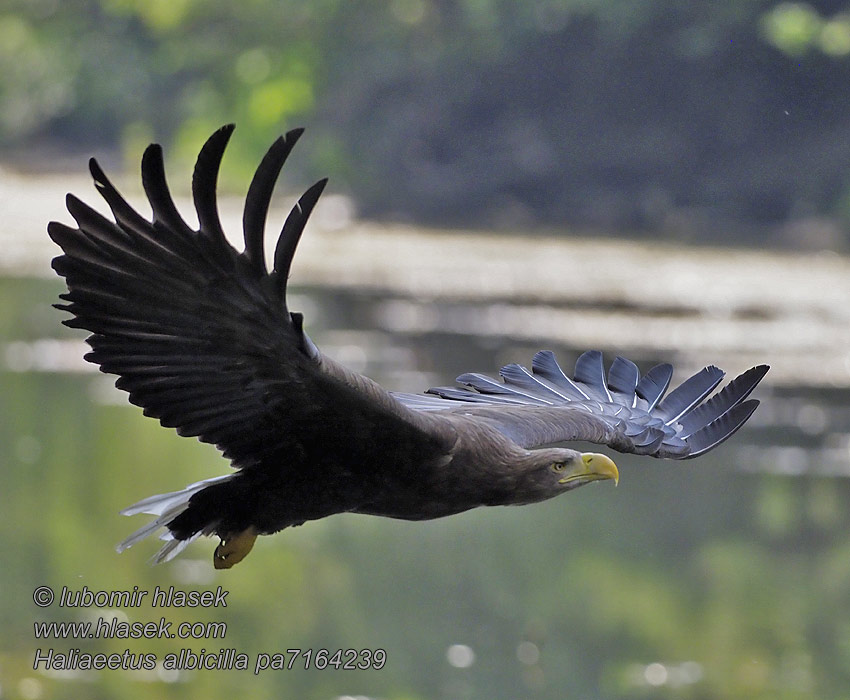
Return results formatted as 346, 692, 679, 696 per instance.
50, 125, 452, 471
394, 350, 768, 459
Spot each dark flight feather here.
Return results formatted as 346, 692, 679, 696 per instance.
606, 356, 640, 405
273, 178, 328, 302
243, 128, 304, 274
573, 350, 612, 402
677, 365, 768, 438
531, 350, 590, 400
635, 363, 673, 410
141, 144, 195, 238
655, 365, 724, 423
684, 400, 760, 457
192, 123, 233, 254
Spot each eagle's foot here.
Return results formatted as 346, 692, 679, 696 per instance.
213, 527, 257, 569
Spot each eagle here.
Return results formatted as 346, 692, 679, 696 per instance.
49, 125, 768, 569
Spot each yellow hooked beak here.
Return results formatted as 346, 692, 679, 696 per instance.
559, 452, 619, 486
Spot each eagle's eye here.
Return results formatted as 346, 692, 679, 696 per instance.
550, 462, 566, 473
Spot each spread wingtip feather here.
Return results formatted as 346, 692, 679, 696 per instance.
407, 352, 768, 460
242, 127, 306, 275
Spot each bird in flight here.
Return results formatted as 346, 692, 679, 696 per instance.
49, 125, 768, 569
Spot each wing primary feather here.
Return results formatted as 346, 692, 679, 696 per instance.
531, 351, 589, 399
607, 356, 640, 406
272, 178, 328, 303
141, 143, 195, 237
683, 399, 760, 458
48, 218, 107, 265
574, 350, 612, 401
90, 158, 210, 271
64, 194, 125, 250
243, 128, 305, 275
192, 124, 234, 252
655, 365, 725, 424
498, 363, 565, 403
89, 158, 164, 245
456, 372, 552, 404
635, 363, 673, 410
677, 365, 769, 438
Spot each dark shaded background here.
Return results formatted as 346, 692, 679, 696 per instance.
4, 0, 850, 245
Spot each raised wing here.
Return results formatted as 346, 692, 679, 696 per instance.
394, 350, 768, 459
50, 125, 451, 471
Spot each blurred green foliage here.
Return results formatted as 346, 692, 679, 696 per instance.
3, 1, 850, 238
761, 3, 850, 56
1, 0, 332, 183
2, 278, 850, 699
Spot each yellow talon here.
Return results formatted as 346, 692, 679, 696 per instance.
213, 527, 258, 569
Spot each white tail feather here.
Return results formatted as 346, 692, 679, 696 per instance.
116, 474, 234, 562
150, 523, 219, 564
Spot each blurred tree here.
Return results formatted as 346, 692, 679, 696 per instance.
3, 1, 850, 242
